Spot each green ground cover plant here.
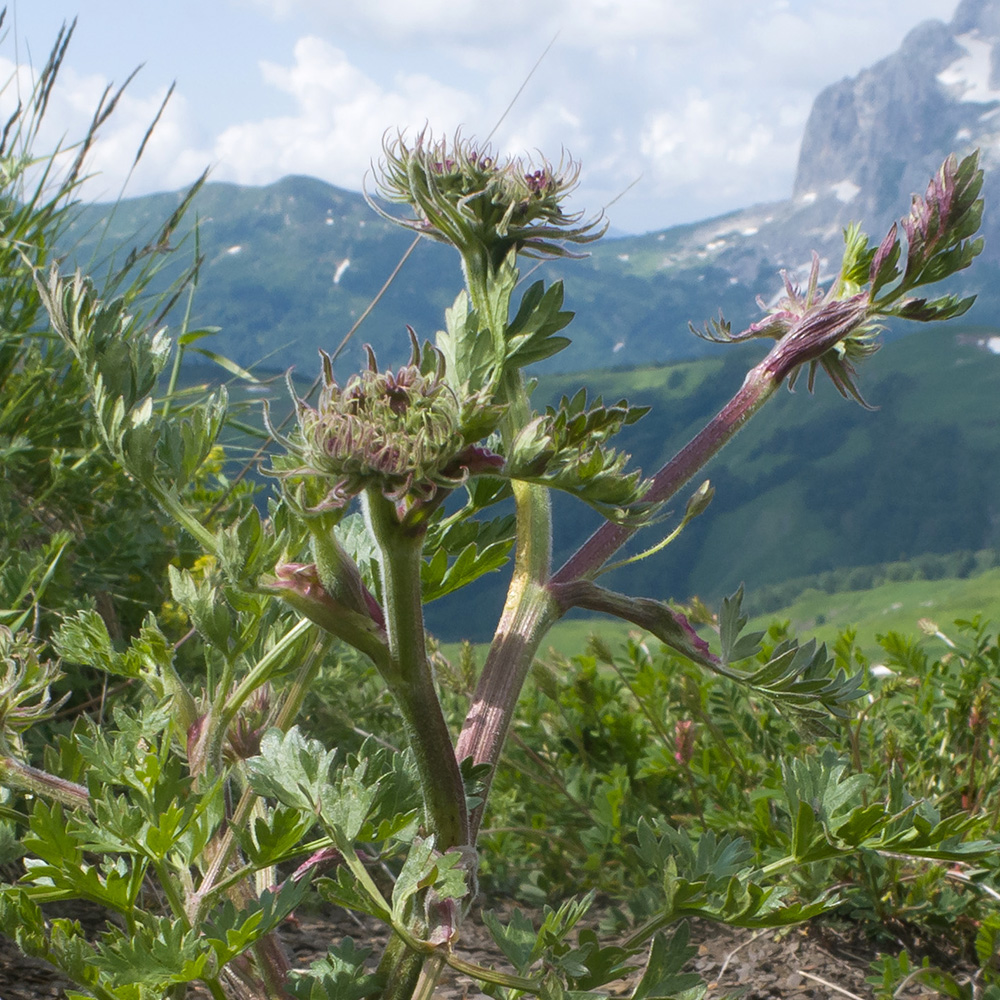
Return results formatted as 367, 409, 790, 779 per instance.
1, 23, 997, 1000
442, 557, 1000, 664
481, 618, 1000, 929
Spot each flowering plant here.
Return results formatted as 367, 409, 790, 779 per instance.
0, 90, 991, 1000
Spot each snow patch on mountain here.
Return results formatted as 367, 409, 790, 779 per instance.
937, 32, 1000, 103
830, 179, 861, 203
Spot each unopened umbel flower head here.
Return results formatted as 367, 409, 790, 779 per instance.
371, 130, 606, 273
269, 335, 503, 510
694, 151, 984, 408
698, 252, 880, 406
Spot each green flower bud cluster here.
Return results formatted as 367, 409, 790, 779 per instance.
372, 130, 605, 272
270, 336, 503, 510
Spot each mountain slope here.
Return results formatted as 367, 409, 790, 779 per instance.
57, 0, 1000, 379
417, 323, 1000, 639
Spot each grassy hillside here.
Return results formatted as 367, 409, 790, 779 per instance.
748, 568, 1000, 660
450, 567, 1000, 669
537, 323, 1000, 616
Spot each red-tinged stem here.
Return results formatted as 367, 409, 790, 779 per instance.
458, 351, 787, 840
455, 571, 559, 829
0, 755, 89, 809
551, 363, 778, 586
551, 297, 871, 585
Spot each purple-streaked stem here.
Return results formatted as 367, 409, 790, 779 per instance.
456, 294, 873, 837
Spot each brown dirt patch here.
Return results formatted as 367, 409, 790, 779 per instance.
0, 904, 963, 999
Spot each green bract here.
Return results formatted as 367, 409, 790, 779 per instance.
372, 130, 606, 273
269, 337, 504, 509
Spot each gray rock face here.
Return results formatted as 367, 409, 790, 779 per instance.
794, 0, 1000, 230
615, 0, 1000, 335
952, 0, 1000, 36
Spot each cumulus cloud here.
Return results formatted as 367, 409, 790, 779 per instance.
7, 0, 961, 231
636, 87, 808, 216
227, 0, 958, 228
211, 37, 478, 187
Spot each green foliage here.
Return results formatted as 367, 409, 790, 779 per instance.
507, 388, 651, 520
288, 937, 382, 1000
0, 181, 180, 646
0, 28, 992, 1000
480, 616, 1000, 985
421, 511, 515, 602
869, 922, 1000, 1000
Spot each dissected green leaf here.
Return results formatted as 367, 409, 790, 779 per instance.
238, 804, 317, 868
421, 537, 513, 602
245, 726, 339, 816
203, 879, 311, 965
437, 290, 496, 394
630, 925, 703, 1000
390, 836, 467, 922
718, 587, 765, 664
505, 279, 574, 369
94, 917, 209, 989
289, 936, 382, 1000
507, 390, 651, 521
482, 907, 539, 976
317, 867, 391, 922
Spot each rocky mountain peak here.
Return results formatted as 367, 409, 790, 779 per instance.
952, 0, 1000, 35
793, 0, 1000, 231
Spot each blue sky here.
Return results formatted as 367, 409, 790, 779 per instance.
7, 0, 960, 234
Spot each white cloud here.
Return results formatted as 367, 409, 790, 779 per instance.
5, 0, 964, 231
210, 37, 478, 188
0, 58, 204, 202
637, 88, 804, 220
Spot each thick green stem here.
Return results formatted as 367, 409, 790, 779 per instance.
365, 491, 469, 851
0, 755, 89, 809
450, 264, 563, 837
463, 252, 507, 365
377, 938, 426, 1000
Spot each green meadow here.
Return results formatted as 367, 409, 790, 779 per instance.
442, 568, 1000, 667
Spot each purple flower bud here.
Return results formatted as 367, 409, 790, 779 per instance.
371, 129, 606, 268
674, 719, 696, 766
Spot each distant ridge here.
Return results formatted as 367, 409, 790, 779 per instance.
61, 2, 999, 378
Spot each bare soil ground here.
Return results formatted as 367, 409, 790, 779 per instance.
0, 904, 964, 999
